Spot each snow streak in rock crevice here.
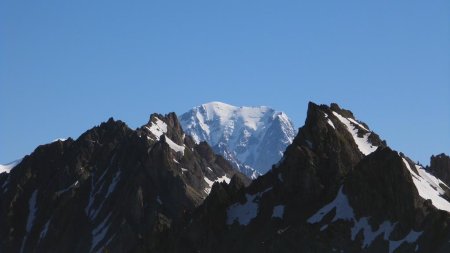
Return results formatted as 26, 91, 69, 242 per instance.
90, 213, 112, 252
85, 168, 122, 220
402, 158, 450, 212
20, 190, 39, 253
332, 111, 377, 155
165, 136, 185, 156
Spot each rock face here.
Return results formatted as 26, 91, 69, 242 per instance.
429, 153, 450, 186
179, 102, 296, 178
169, 102, 450, 253
0, 113, 246, 253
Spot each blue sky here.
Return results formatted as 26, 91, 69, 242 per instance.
1, 0, 449, 165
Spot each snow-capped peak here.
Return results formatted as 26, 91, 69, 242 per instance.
180, 102, 296, 178
200, 102, 272, 131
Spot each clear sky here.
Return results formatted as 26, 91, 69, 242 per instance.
1, 0, 449, 165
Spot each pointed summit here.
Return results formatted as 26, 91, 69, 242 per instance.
429, 153, 450, 187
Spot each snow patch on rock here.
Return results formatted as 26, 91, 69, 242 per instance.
91, 213, 112, 252
227, 194, 259, 225
308, 186, 354, 223
146, 117, 168, 141
389, 230, 423, 253
272, 205, 285, 218
165, 136, 185, 156
0, 159, 22, 174
323, 112, 336, 129
332, 111, 377, 155
402, 158, 450, 212
203, 174, 231, 194
308, 186, 422, 250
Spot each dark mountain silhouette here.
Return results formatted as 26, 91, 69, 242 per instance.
1, 102, 449, 253
167, 102, 450, 253
0, 113, 247, 253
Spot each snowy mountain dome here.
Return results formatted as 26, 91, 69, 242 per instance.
180, 102, 296, 178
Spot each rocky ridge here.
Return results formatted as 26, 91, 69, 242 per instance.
168, 102, 450, 253
429, 153, 450, 187
0, 113, 246, 253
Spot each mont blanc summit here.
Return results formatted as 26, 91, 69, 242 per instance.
180, 102, 296, 178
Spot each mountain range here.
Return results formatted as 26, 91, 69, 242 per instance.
1, 102, 450, 253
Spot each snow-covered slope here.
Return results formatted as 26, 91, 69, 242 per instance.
180, 102, 296, 178
0, 159, 22, 174
402, 158, 450, 212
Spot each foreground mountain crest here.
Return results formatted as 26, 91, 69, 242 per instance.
180, 101, 296, 178
0, 113, 245, 252
1, 101, 449, 253
170, 102, 450, 253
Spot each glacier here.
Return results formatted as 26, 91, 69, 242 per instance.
180, 102, 296, 178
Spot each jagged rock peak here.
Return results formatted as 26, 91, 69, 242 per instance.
307, 102, 370, 132
429, 153, 450, 187
147, 112, 181, 132
431, 153, 450, 170
140, 112, 187, 145
299, 102, 386, 155
179, 101, 296, 178
101, 117, 128, 129
269, 102, 389, 207
330, 102, 355, 120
